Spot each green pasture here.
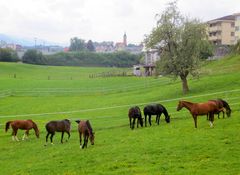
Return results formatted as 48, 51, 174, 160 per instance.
0, 55, 240, 175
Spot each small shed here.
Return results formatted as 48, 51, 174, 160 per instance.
133, 65, 141, 76
143, 48, 160, 76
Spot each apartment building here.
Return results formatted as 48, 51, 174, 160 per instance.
207, 15, 235, 45
234, 13, 240, 43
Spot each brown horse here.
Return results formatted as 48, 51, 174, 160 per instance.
5, 119, 39, 141
45, 119, 71, 145
128, 106, 143, 130
77, 120, 94, 149
207, 99, 231, 119
177, 100, 222, 128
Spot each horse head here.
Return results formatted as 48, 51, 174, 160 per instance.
75, 120, 81, 124
90, 132, 95, 145
31, 121, 40, 138
177, 101, 183, 111
165, 115, 170, 123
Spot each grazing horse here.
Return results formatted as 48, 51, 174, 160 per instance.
177, 100, 222, 128
207, 99, 232, 119
144, 104, 170, 126
45, 119, 71, 145
5, 119, 39, 141
78, 120, 94, 149
128, 106, 143, 129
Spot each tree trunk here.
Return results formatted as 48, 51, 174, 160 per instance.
180, 76, 189, 94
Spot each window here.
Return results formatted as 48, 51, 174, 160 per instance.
236, 26, 240, 31
231, 22, 235, 27
231, 32, 235, 36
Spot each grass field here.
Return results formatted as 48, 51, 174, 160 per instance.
0, 55, 240, 175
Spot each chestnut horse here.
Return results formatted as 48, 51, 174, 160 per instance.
177, 100, 223, 128
5, 119, 39, 141
144, 104, 170, 126
45, 119, 71, 145
128, 106, 143, 130
77, 120, 94, 149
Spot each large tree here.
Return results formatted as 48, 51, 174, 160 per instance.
145, 2, 209, 94
69, 37, 86, 51
86, 40, 95, 52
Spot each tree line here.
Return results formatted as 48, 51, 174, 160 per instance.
21, 50, 142, 67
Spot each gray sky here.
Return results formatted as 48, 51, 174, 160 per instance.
0, 0, 239, 46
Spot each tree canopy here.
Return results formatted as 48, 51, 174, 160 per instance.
22, 49, 46, 65
145, 1, 210, 94
0, 48, 19, 62
69, 37, 86, 51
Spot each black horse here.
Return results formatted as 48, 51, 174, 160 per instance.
45, 119, 71, 145
128, 106, 143, 130
144, 104, 170, 126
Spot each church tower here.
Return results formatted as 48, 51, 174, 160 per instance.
123, 32, 127, 47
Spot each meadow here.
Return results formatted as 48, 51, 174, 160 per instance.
0, 55, 240, 175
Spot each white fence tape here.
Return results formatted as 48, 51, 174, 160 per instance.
0, 88, 239, 119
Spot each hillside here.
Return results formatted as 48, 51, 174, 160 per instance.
0, 55, 239, 174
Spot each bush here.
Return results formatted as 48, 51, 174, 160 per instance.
0, 48, 19, 62
22, 49, 46, 65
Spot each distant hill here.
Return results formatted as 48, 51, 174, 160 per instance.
0, 33, 65, 46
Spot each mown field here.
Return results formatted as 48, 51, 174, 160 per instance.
0, 55, 240, 175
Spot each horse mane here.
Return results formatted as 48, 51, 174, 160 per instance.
218, 98, 231, 111
86, 120, 93, 135
161, 105, 169, 117
29, 120, 39, 136
217, 98, 231, 116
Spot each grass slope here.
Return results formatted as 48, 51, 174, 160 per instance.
0, 55, 240, 175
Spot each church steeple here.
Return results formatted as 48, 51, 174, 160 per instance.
123, 32, 127, 47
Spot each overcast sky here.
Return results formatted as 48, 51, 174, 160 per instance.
0, 0, 239, 46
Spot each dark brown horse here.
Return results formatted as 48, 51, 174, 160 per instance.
177, 100, 223, 128
144, 104, 170, 126
77, 120, 94, 149
207, 98, 231, 119
5, 119, 39, 141
45, 119, 71, 145
128, 106, 143, 130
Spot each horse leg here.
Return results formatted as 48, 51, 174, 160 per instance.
26, 130, 29, 139
14, 128, 19, 141
132, 118, 136, 129
79, 132, 82, 148
85, 135, 89, 148
144, 115, 147, 127
66, 131, 70, 141
61, 132, 64, 143
206, 113, 209, 120
11, 129, 15, 141
82, 135, 87, 149
129, 117, 132, 129
148, 115, 152, 126
137, 117, 139, 128
50, 133, 55, 144
193, 115, 197, 128
209, 113, 214, 128
46, 132, 50, 143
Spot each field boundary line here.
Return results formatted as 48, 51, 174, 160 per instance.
0, 88, 240, 119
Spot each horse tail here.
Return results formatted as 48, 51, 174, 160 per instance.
218, 99, 231, 117
5, 121, 12, 132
